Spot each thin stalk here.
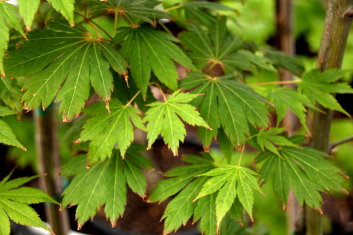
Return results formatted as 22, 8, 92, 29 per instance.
251, 80, 301, 86
237, 145, 245, 167
164, 3, 184, 12
114, 11, 118, 37
34, 105, 70, 235
124, 90, 141, 107
74, 11, 113, 40
306, 1, 353, 235
151, 82, 167, 102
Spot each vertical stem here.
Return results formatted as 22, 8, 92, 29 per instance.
35, 105, 70, 235
306, 1, 353, 235
275, 0, 301, 233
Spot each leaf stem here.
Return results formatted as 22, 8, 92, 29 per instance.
151, 82, 167, 102
251, 80, 301, 86
114, 11, 118, 37
124, 90, 141, 107
74, 11, 113, 40
237, 145, 245, 167
329, 135, 353, 151
164, 3, 184, 12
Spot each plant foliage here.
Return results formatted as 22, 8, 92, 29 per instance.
0, 0, 351, 234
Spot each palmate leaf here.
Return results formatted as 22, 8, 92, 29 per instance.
117, 26, 195, 96
0, 2, 25, 76
79, 99, 145, 164
264, 49, 305, 76
5, 22, 128, 121
144, 91, 209, 156
151, 153, 259, 234
179, 16, 271, 75
149, 153, 215, 234
267, 87, 313, 131
62, 147, 151, 228
196, 166, 262, 226
0, 172, 56, 235
87, 0, 168, 25
298, 69, 353, 115
180, 73, 269, 147
256, 146, 345, 208
255, 128, 297, 155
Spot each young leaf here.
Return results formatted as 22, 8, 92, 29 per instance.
0, 173, 55, 234
79, 100, 145, 164
180, 73, 269, 147
62, 147, 150, 228
298, 69, 353, 115
196, 166, 262, 226
144, 91, 210, 155
257, 146, 345, 208
151, 153, 258, 234
118, 26, 195, 96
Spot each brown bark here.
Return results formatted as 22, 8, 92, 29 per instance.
35, 106, 70, 235
275, 0, 301, 233
306, 1, 353, 234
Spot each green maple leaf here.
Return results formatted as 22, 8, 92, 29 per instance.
87, 0, 168, 25
255, 128, 297, 155
179, 16, 271, 75
150, 154, 214, 233
257, 146, 345, 208
79, 99, 145, 164
62, 147, 151, 228
0, 172, 56, 235
151, 153, 259, 234
18, 0, 40, 30
5, 22, 127, 121
0, 2, 25, 76
267, 87, 313, 132
264, 49, 305, 76
144, 91, 210, 156
180, 73, 269, 147
195, 166, 262, 226
118, 26, 195, 96
298, 69, 353, 115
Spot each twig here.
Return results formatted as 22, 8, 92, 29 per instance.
329, 135, 353, 151
74, 11, 113, 40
